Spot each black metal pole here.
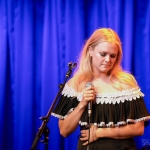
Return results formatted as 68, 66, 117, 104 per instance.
30, 62, 77, 150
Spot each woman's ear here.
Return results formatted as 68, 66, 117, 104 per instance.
89, 47, 93, 57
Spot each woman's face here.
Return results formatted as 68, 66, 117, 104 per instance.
89, 42, 118, 76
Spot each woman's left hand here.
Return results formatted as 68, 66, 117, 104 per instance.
80, 124, 98, 146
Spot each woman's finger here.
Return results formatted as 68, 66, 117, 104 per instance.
82, 141, 88, 146
80, 137, 88, 141
80, 130, 87, 134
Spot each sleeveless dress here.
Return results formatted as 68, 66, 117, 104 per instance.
52, 84, 150, 150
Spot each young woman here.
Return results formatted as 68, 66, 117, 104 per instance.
52, 28, 150, 150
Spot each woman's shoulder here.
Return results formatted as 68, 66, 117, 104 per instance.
119, 82, 143, 98
67, 78, 84, 92
61, 78, 82, 99
96, 82, 144, 105
119, 71, 138, 86
120, 82, 137, 90
67, 78, 77, 90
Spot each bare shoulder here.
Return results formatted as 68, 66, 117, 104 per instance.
67, 78, 82, 92
67, 78, 76, 89
119, 71, 139, 90
121, 82, 137, 90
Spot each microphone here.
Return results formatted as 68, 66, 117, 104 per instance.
85, 82, 94, 150
85, 82, 94, 118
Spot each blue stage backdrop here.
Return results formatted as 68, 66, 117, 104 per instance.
0, 0, 150, 150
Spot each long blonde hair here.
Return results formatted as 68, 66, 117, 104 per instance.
72, 28, 138, 91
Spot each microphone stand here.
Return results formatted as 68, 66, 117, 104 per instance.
30, 62, 77, 150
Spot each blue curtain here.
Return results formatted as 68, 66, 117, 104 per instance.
0, 0, 150, 150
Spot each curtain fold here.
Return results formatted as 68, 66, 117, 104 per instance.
0, 0, 150, 150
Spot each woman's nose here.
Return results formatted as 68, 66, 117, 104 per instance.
105, 55, 110, 62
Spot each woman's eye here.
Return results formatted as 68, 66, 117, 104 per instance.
110, 55, 117, 58
100, 53, 106, 57
100, 52, 117, 58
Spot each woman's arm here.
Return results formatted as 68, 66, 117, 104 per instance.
59, 85, 96, 137
59, 102, 85, 137
80, 122, 144, 145
96, 121, 144, 139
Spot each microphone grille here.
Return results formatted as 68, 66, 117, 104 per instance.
85, 82, 93, 88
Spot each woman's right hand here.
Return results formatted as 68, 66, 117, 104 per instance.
81, 85, 96, 108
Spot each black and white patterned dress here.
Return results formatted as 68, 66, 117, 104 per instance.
52, 84, 150, 150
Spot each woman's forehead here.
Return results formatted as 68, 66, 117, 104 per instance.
94, 42, 119, 53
